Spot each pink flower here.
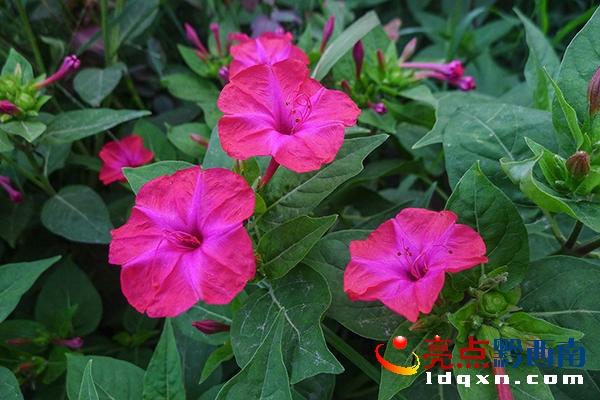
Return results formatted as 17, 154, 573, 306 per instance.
99, 134, 154, 185
217, 59, 360, 173
344, 208, 488, 322
0, 175, 23, 203
494, 367, 514, 400
228, 31, 309, 78
369, 102, 387, 115
109, 167, 256, 318
192, 320, 230, 334
34, 55, 80, 89
414, 71, 476, 92
401, 60, 464, 80
0, 100, 19, 115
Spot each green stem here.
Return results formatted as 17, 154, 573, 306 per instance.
564, 221, 584, 249
552, 6, 596, 46
574, 237, 600, 256
123, 72, 145, 109
322, 325, 380, 384
100, 0, 111, 66
0, 153, 52, 196
418, 174, 449, 201
15, 0, 45, 73
543, 210, 566, 244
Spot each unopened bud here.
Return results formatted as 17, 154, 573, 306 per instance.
589, 66, 600, 116
320, 16, 335, 53
0, 100, 19, 115
567, 151, 591, 178
340, 80, 352, 94
399, 38, 417, 62
192, 320, 230, 334
210, 23, 222, 55
353, 40, 364, 79
376, 49, 385, 72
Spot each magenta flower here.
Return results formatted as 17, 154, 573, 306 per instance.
320, 16, 335, 53
184, 23, 209, 59
192, 320, 230, 334
401, 59, 464, 80
53, 337, 84, 349
34, 55, 80, 89
0, 100, 19, 115
217, 59, 360, 174
109, 167, 256, 318
414, 71, 476, 92
344, 208, 488, 322
228, 31, 309, 78
369, 102, 387, 115
0, 176, 23, 203
99, 134, 154, 185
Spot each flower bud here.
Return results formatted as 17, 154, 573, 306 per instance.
210, 23, 222, 55
0, 100, 18, 115
190, 133, 209, 148
376, 49, 386, 72
34, 55, 80, 89
383, 18, 401, 42
481, 291, 508, 315
567, 151, 591, 178
340, 80, 352, 94
494, 366, 515, 400
399, 38, 417, 62
588, 66, 600, 117
192, 319, 230, 334
184, 23, 208, 57
456, 76, 476, 91
353, 40, 364, 79
369, 102, 387, 115
6, 338, 32, 346
0, 176, 23, 203
218, 66, 230, 83
320, 16, 335, 53
52, 337, 84, 349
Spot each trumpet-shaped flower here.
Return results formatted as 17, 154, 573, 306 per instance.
109, 167, 256, 318
217, 59, 360, 173
228, 31, 309, 78
99, 134, 154, 185
344, 208, 488, 322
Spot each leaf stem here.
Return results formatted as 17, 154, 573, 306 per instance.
100, 0, 111, 66
573, 237, 600, 256
15, 0, 45, 73
564, 220, 583, 249
543, 210, 565, 244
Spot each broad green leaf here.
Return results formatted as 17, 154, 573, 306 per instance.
2, 48, 33, 82
35, 260, 103, 336
178, 45, 211, 77
359, 109, 397, 133
0, 120, 46, 142
133, 120, 177, 161
0, 366, 24, 400
553, 7, 600, 145
259, 135, 388, 227
123, 161, 194, 194
520, 256, 600, 370
446, 164, 529, 288
231, 266, 343, 384
516, 9, 560, 111
312, 11, 380, 81
41, 185, 113, 244
442, 100, 558, 199
108, 0, 159, 56
202, 126, 234, 169
200, 342, 234, 384
0, 197, 33, 247
162, 73, 220, 103
506, 312, 583, 343
0, 131, 13, 152
66, 355, 145, 400
304, 230, 404, 340
293, 374, 335, 400
45, 109, 150, 143
258, 215, 337, 278
77, 361, 100, 400
167, 122, 209, 158
0, 256, 61, 323
501, 155, 600, 232
143, 319, 185, 400
545, 70, 584, 150
74, 64, 124, 107
217, 314, 292, 400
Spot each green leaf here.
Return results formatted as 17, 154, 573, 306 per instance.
258, 215, 337, 278
553, 7, 600, 146
2, 48, 33, 82
74, 64, 125, 107
143, 319, 185, 400
200, 342, 234, 384
516, 9, 560, 111
167, 122, 209, 158
506, 312, 583, 343
123, 161, 194, 194
520, 256, 600, 370
0, 366, 24, 400
108, 0, 159, 55
41, 185, 113, 244
304, 230, 404, 340
202, 126, 233, 169
66, 355, 145, 400
231, 266, 343, 384
446, 164, 529, 288
217, 314, 292, 400
0, 120, 46, 142
177, 45, 211, 77
259, 134, 387, 227
77, 360, 100, 400
35, 260, 103, 336
545, 69, 584, 149
0, 197, 33, 247
311, 11, 380, 81
0, 131, 13, 152
0, 256, 61, 323
162, 73, 220, 103
45, 109, 150, 143
133, 120, 177, 161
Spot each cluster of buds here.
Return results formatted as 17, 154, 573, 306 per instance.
0, 55, 80, 122
184, 22, 230, 83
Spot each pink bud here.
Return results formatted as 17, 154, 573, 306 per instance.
218, 66, 229, 83
184, 23, 208, 57
376, 49, 386, 72
353, 40, 364, 79
567, 151, 591, 178
210, 23, 222, 55
369, 102, 387, 115
455, 75, 476, 91
320, 16, 335, 53
493, 367, 514, 400
52, 337, 84, 349
0, 100, 19, 115
589, 66, 600, 116
399, 38, 417, 62
340, 80, 352, 94
383, 18, 401, 42
0, 176, 23, 203
6, 338, 32, 346
444, 60, 464, 79
192, 320, 230, 334
189, 133, 209, 148
34, 55, 80, 89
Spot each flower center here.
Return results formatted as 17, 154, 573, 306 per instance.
163, 229, 202, 249
279, 92, 312, 135
396, 243, 429, 281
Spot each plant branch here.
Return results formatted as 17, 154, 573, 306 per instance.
564, 221, 583, 249
573, 237, 600, 256
543, 210, 565, 244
